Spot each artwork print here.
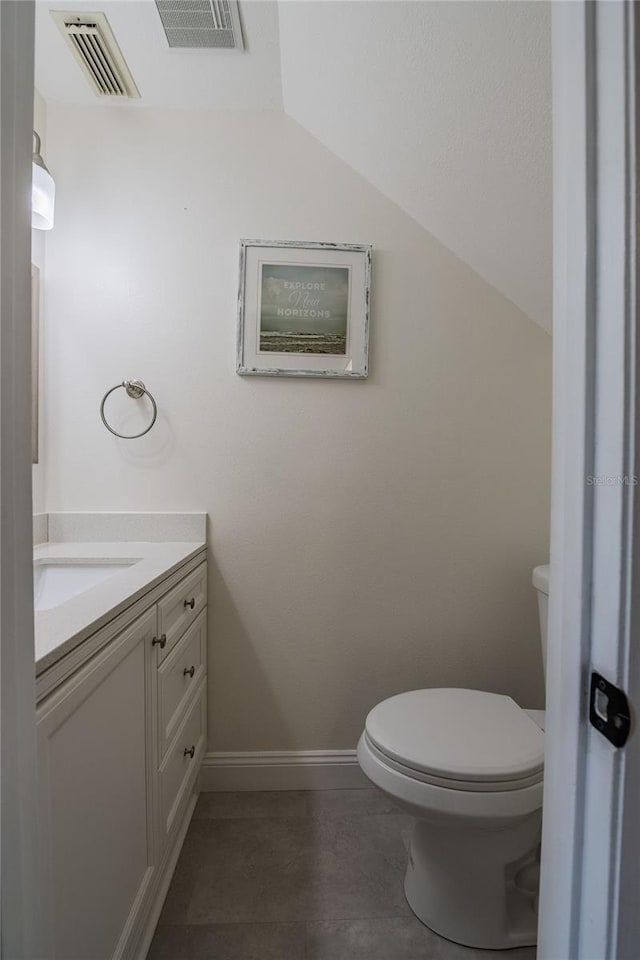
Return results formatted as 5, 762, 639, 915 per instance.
258, 264, 350, 356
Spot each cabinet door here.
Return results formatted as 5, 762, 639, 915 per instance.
37, 608, 156, 960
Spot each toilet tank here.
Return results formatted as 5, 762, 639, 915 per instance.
532, 565, 550, 679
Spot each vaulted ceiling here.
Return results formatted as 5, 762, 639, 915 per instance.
35, 0, 552, 330
278, 1, 552, 331
34, 0, 283, 109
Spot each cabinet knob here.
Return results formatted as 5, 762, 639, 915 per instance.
184, 745, 195, 759
184, 597, 195, 610
183, 665, 195, 678
152, 634, 167, 649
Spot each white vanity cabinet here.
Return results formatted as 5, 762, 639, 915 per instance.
36, 557, 207, 960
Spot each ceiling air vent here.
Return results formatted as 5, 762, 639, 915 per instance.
154, 0, 244, 50
51, 11, 140, 99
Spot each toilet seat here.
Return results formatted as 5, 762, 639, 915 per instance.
365, 688, 544, 791
362, 732, 543, 792
357, 730, 544, 822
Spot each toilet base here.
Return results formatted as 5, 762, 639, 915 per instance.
403, 812, 541, 950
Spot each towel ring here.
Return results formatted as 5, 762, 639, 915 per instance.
100, 379, 158, 439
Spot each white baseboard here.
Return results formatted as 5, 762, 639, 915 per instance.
200, 749, 369, 792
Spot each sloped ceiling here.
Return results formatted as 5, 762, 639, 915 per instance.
278, 1, 552, 330
34, 0, 552, 329
34, 0, 283, 109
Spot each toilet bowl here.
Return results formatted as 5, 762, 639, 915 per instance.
357, 565, 549, 950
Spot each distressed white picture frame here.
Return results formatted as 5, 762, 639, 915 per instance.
236, 240, 372, 378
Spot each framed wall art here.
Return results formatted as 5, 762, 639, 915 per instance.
236, 240, 372, 378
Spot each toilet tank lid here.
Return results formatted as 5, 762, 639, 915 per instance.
532, 565, 550, 595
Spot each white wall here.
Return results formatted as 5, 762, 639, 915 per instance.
31, 88, 47, 514
279, 0, 552, 330
42, 105, 552, 751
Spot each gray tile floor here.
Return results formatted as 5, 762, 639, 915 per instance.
148, 788, 537, 960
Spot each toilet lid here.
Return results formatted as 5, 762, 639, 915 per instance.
365, 688, 544, 785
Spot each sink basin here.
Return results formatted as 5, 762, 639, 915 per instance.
34, 560, 137, 611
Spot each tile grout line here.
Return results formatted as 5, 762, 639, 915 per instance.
158, 908, 419, 928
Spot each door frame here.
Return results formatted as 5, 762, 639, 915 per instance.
0, 1, 41, 957
539, 1, 639, 956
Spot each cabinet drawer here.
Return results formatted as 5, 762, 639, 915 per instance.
158, 610, 206, 761
156, 563, 207, 663
159, 682, 206, 839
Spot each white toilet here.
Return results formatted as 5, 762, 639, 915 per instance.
357, 565, 550, 950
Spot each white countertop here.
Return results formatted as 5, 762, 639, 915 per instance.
34, 540, 206, 675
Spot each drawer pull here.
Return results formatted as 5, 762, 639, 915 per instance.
184, 745, 195, 759
184, 597, 196, 610
152, 634, 167, 649
183, 665, 195, 679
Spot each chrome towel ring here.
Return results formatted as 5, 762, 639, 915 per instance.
100, 379, 158, 439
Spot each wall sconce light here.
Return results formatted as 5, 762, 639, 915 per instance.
32, 131, 55, 230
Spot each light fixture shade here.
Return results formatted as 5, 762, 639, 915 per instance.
32, 161, 55, 230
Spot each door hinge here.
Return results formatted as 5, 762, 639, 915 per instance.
589, 671, 631, 747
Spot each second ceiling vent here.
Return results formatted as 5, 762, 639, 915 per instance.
154, 0, 245, 50
51, 11, 140, 99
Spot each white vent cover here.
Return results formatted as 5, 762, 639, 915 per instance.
155, 0, 244, 50
51, 11, 140, 98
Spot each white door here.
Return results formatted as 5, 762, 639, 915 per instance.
539, 2, 640, 957
0, 1, 42, 958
